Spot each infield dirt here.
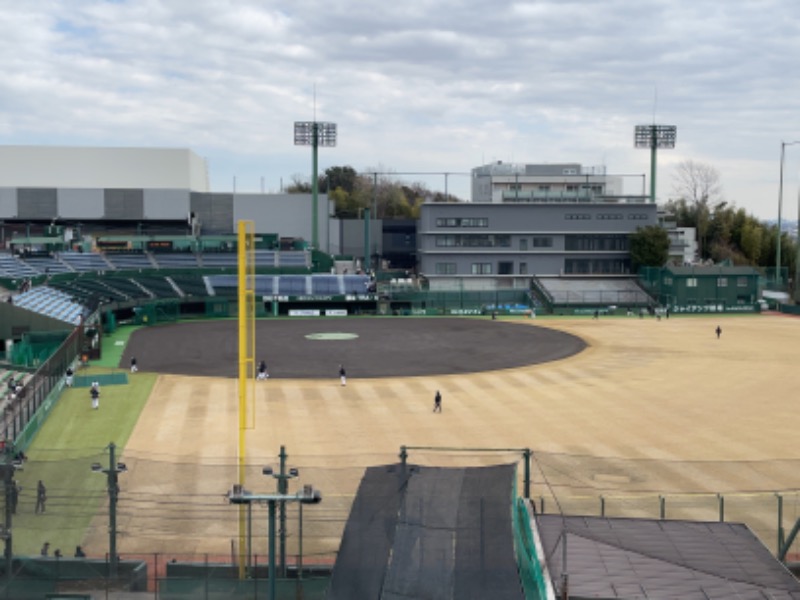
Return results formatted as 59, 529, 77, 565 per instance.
82, 315, 800, 557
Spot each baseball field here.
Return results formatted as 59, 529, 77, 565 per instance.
11, 313, 800, 563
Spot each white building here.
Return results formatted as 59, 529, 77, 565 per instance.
0, 145, 210, 191
471, 161, 638, 204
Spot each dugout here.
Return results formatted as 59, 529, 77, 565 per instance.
387, 289, 533, 316
639, 265, 761, 314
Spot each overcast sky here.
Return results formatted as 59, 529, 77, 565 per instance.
1, 0, 799, 220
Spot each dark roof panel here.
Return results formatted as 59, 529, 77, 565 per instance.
536, 514, 800, 599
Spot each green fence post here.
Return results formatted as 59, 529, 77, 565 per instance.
600, 496, 605, 518
659, 495, 665, 520
777, 493, 785, 553
523, 449, 531, 499
718, 494, 724, 522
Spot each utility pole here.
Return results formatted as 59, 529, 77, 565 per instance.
108, 443, 118, 578
91, 442, 127, 579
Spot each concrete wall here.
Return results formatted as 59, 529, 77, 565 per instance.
233, 193, 334, 251
58, 189, 104, 219
144, 190, 191, 220
0, 302, 69, 339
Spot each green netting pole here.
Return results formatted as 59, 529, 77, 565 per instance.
3, 465, 13, 590
108, 442, 119, 579
717, 494, 724, 522
268, 500, 277, 600
278, 446, 288, 577
777, 493, 785, 553
523, 448, 531, 499
659, 495, 665, 520
600, 496, 605, 518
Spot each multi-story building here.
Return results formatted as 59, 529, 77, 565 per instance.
471, 161, 636, 204
0, 146, 338, 253
418, 162, 656, 289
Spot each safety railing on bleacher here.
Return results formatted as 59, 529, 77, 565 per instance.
1, 316, 87, 451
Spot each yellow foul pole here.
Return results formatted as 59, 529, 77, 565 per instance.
237, 220, 256, 578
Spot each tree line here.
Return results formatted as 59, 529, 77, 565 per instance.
613, 160, 796, 276
286, 166, 459, 219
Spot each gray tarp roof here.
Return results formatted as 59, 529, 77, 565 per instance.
326, 463, 524, 600
536, 514, 800, 599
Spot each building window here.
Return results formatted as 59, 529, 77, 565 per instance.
520, 262, 528, 274
519, 238, 528, 251
686, 278, 697, 287
437, 234, 510, 247
663, 277, 673, 285
533, 237, 553, 248
435, 217, 488, 228
597, 213, 623, 220
717, 277, 728, 287
737, 277, 748, 287
435, 263, 456, 275
565, 214, 591, 220
628, 214, 649, 220
565, 235, 629, 251
563, 168, 577, 175
498, 261, 513, 275
564, 258, 630, 275
471, 263, 492, 275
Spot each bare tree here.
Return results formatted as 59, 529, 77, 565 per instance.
671, 160, 723, 205
670, 160, 724, 259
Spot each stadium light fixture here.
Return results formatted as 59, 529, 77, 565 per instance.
777, 141, 800, 288
634, 125, 677, 203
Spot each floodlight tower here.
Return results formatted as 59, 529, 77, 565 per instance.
635, 125, 677, 203
294, 121, 337, 250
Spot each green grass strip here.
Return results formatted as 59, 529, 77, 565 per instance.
12, 364, 156, 556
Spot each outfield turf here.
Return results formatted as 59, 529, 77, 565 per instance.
13, 324, 155, 556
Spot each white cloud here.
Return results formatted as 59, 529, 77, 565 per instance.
0, 0, 799, 217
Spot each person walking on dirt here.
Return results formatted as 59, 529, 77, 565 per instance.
715, 326, 722, 339
90, 384, 100, 410
339, 365, 347, 386
257, 360, 269, 381
433, 390, 442, 413
35, 480, 47, 514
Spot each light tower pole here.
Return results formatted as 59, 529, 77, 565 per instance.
294, 121, 337, 250
635, 124, 677, 203
777, 141, 800, 288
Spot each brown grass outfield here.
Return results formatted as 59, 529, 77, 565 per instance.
81, 314, 800, 559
